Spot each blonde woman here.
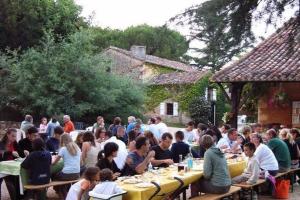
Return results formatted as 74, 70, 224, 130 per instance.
279, 129, 300, 169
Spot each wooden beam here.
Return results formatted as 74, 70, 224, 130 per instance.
217, 82, 231, 102
229, 82, 245, 128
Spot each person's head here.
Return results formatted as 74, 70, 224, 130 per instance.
144, 131, 155, 140
128, 116, 136, 124
227, 128, 238, 141
175, 131, 184, 142
253, 123, 262, 133
53, 126, 64, 139
104, 130, 113, 140
279, 129, 293, 143
41, 117, 47, 125
2, 128, 17, 144
136, 118, 143, 125
51, 116, 57, 123
97, 116, 104, 124
201, 135, 214, 149
95, 127, 106, 140
32, 138, 46, 151
134, 123, 141, 134
204, 129, 217, 142
27, 126, 40, 141
221, 124, 231, 133
265, 129, 277, 141
25, 115, 33, 123
290, 128, 300, 140
60, 133, 79, 156
135, 136, 150, 153
83, 167, 100, 182
103, 142, 119, 158
241, 125, 252, 138
197, 123, 208, 132
250, 133, 263, 147
116, 126, 125, 137
83, 131, 96, 146
243, 142, 256, 157
155, 116, 162, 124
75, 132, 84, 144
160, 132, 173, 149
113, 117, 121, 125
149, 117, 156, 125
186, 121, 195, 131
63, 115, 70, 123
128, 130, 136, 142
99, 168, 113, 182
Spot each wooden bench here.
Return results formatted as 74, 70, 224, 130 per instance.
190, 186, 241, 200
24, 179, 79, 190
233, 178, 266, 199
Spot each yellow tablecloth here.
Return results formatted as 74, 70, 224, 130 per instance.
119, 161, 246, 200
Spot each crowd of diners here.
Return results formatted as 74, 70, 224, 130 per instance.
0, 114, 300, 200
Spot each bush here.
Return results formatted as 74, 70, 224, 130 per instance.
188, 96, 211, 125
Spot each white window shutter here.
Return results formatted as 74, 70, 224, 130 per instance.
160, 103, 165, 115
173, 102, 178, 116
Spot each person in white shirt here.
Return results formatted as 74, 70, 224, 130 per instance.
100, 131, 128, 170
148, 117, 160, 140
181, 121, 197, 143
154, 116, 168, 140
250, 133, 279, 176
232, 142, 260, 184
217, 128, 242, 153
220, 124, 231, 138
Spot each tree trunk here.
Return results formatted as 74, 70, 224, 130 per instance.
229, 82, 245, 128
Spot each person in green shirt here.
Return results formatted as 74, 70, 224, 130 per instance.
265, 129, 291, 172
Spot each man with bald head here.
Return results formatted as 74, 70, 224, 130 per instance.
63, 115, 75, 133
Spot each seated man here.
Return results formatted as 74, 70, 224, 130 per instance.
216, 128, 242, 153
171, 131, 190, 163
265, 129, 291, 172
18, 126, 40, 157
151, 132, 174, 167
181, 121, 197, 143
125, 136, 155, 175
46, 126, 64, 152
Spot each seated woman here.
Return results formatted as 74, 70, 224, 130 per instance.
144, 131, 159, 147
66, 167, 100, 200
279, 129, 299, 169
127, 130, 137, 152
96, 142, 121, 179
92, 168, 123, 195
191, 135, 231, 197
52, 133, 81, 197
81, 131, 99, 168
21, 138, 52, 199
0, 128, 20, 200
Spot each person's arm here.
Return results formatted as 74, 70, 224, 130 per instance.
203, 151, 212, 179
135, 151, 155, 173
77, 180, 90, 200
81, 142, 90, 163
52, 155, 61, 165
246, 159, 260, 184
21, 153, 32, 169
151, 158, 173, 167
52, 148, 63, 165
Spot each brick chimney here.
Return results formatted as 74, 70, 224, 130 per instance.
130, 45, 146, 60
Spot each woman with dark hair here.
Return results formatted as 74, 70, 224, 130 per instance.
96, 142, 121, 178
95, 127, 106, 143
191, 135, 231, 197
128, 130, 137, 152
108, 117, 122, 136
291, 128, 300, 182
144, 131, 159, 147
81, 131, 99, 168
0, 128, 20, 200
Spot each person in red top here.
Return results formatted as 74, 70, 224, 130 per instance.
0, 128, 21, 200
63, 115, 75, 133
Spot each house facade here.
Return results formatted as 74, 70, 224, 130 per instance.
104, 46, 208, 124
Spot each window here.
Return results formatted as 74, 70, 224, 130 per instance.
166, 103, 174, 115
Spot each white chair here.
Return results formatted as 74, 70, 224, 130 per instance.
86, 126, 93, 131
70, 130, 79, 141
89, 191, 127, 200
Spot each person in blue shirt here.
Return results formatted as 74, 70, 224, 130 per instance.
171, 131, 190, 163
46, 126, 64, 153
46, 117, 60, 137
125, 116, 136, 141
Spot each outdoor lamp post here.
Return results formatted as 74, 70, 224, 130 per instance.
211, 89, 217, 125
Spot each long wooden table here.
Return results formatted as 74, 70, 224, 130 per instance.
118, 161, 246, 200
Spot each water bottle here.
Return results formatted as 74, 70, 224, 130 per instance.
148, 162, 153, 172
187, 148, 193, 170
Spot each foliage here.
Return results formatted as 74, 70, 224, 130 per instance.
145, 85, 172, 112
0, 0, 86, 50
1, 30, 144, 121
188, 96, 211, 125
91, 24, 189, 61
170, 0, 255, 71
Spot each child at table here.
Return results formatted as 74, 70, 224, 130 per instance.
92, 168, 123, 195
66, 167, 100, 200
232, 142, 259, 184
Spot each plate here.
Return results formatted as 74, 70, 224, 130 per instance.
123, 179, 141, 184
135, 182, 153, 188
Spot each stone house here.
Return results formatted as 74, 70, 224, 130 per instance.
104, 46, 208, 124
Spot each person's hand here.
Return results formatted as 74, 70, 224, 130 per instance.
12, 151, 19, 158
164, 159, 174, 165
113, 172, 121, 180
147, 150, 155, 159
24, 150, 30, 157
219, 145, 228, 149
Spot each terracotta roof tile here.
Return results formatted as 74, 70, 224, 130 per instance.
211, 18, 300, 82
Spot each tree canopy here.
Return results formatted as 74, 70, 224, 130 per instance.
0, 30, 145, 121
0, 0, 86, 50
92, 24, 189, 61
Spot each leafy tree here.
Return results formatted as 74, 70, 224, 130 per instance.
0, 0, 86, 50
92, 25, 189, 61
171, 0, 255, 71
188, 96, 211, 125
1, 30, 144, 122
